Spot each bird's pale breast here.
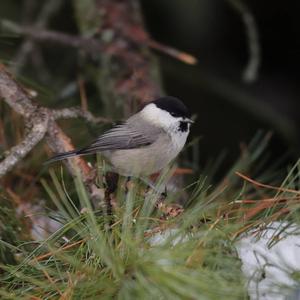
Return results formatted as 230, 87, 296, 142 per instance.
103, 131, 188, 176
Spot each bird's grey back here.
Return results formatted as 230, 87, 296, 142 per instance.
76, 113, 164, 155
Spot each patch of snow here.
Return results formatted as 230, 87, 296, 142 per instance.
148, 228, 187, 246
236, 221, 300, 300
17, 201, 62, 240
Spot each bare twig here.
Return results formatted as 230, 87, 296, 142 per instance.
149, 40, 197, 65
2, 21, 103, 54
236, 172, 300, 195
227, 0, 261, 83
2, 19, 197, 67
0, 64, 37, 117
45, 120, 93, 178
33, 239, 86, 262
13, 0, 65, 74
78, 78, 88, 111
52, 107, 111, 124
0, 115, 48, 177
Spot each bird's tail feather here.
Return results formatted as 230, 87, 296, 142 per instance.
44, 150, 79, 165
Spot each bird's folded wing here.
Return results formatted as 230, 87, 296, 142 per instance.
77, 123, 159, 155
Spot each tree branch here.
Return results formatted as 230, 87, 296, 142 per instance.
227, 0, 261, 83
1, 19, 197, 66
0, 64, 106, 182
13, 0, 65, 74
0, 118, 47, 177
52, 107, 111, 124
0, 64, 37, 117
45, 120, 93, 179
2, 20, 104, 54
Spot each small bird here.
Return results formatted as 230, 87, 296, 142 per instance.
46, 96, 193, 177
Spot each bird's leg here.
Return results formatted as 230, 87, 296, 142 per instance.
140, 177, 167, 199
125, 176, 131, 193
140, 177, 157, 192
161, 186, 168, 198
104, 172, 119, 216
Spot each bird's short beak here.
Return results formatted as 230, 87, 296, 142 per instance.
186, 118, 194, 124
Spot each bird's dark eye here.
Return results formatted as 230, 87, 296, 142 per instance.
170, 112, 178, 117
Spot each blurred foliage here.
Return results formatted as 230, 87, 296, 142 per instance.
1, 139, 300, 298
0, 191, 35, 266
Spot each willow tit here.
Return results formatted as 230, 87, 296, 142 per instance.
46, 96, 193, 177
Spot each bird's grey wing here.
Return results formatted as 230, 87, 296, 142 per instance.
76, 122, 160, 155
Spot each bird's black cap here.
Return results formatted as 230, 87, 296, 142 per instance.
151, 96, 191, 118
